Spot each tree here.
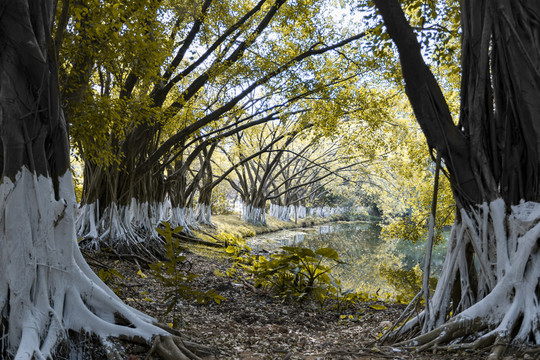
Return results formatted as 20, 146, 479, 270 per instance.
267, 139, 358, 221
222, 121, 300, 225
373, 0, 540, 353
61, 0, 365, 253
0, 1, 203, 358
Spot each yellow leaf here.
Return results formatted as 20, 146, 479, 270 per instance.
137, 269, 148, 278
214, 269, 225, 277
369, 304, 387, 311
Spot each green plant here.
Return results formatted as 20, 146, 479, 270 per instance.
150, 222, 226, 327
329, 278, 368, 310
219, 236, 363, 309
214, 232, 253, 277
244, 246, 346, 306
216, 232, 252, 257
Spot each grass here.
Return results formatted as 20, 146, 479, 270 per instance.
196, 213, 329, 242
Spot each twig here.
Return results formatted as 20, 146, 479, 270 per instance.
378, 291, 423, 344
171, 231, 224, 248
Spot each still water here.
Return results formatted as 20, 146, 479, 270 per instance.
247, 222, 447, 298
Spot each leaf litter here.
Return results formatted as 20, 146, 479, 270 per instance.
89, 249, 492, 359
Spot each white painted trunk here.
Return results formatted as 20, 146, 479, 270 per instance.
269, 204, 290, 222
160, 200, 195, 230
291, 205, 307, 219
1, 169, 166, 359
399, 199, 540, 346
269, 203, 277, 218
308, 206, 343, 218
168, 207, 196, 231
242, 203, 267, 226
76, 199, 166, 252
195, 203, 213, 225
310, 206, 329, 218
75, 202, 99, 240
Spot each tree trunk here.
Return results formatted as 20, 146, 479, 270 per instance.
375, 0, 540, 351
0, 2, 197, 358
269, 200, 291, 222
195, 187, 214, 226
242, 202, 267, 226
76, 159, 165, 258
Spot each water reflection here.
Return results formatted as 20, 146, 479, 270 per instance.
247, 222, 447, 298
318, 225, 334, 234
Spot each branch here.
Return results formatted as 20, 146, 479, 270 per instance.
373, 0, 480, 205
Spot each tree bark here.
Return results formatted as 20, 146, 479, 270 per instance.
373, 0, 482, 208
0, 2, 197, 358
375, 0, 540, 351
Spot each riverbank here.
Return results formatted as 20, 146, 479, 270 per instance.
195, 213, 375, 246
198, 213, 333, 239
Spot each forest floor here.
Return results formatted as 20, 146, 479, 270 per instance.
83, 216, 511, 359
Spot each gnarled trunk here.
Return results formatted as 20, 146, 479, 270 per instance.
0, 2, 198, 358
375, 0, 540, 351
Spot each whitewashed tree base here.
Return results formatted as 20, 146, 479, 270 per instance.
269, 204, 291, 222
290, 205, 307, 220
393, 199, 540, 352
0, 169, 169, 359
76, 199, 171, 258
195, 203, 214, 227
241, 204, 266, 226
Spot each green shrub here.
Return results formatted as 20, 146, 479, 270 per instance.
97, 267, 124, 296
218, 234, 363, 309
243, 246, 349, 307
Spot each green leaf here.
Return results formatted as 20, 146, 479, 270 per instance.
156, 228, 168, 237
173, 226, 183, 234
282, 246, 316, 258
315, 247, 339, 261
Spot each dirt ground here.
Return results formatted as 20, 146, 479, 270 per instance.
84, 246, 502, 360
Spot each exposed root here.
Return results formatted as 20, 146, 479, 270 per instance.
401, 317, 487, 351
385, 200, 540, 357
145, 335, 201, 360
144, 331, 215, 360
77, 202, 168, 260
0, 170, 213, 358
378, 291, 423, 344
152, 322, 215, 356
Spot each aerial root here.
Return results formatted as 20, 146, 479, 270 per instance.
152, 322, 215, 356
487, 339, 507, 360
379, 291, 423, 344
447, 331, 497, 351
395, 315, 519, 359
145, 335, 203, 360
396, 317, 488, 352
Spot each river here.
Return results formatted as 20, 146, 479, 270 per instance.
247, 221, 447, 300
